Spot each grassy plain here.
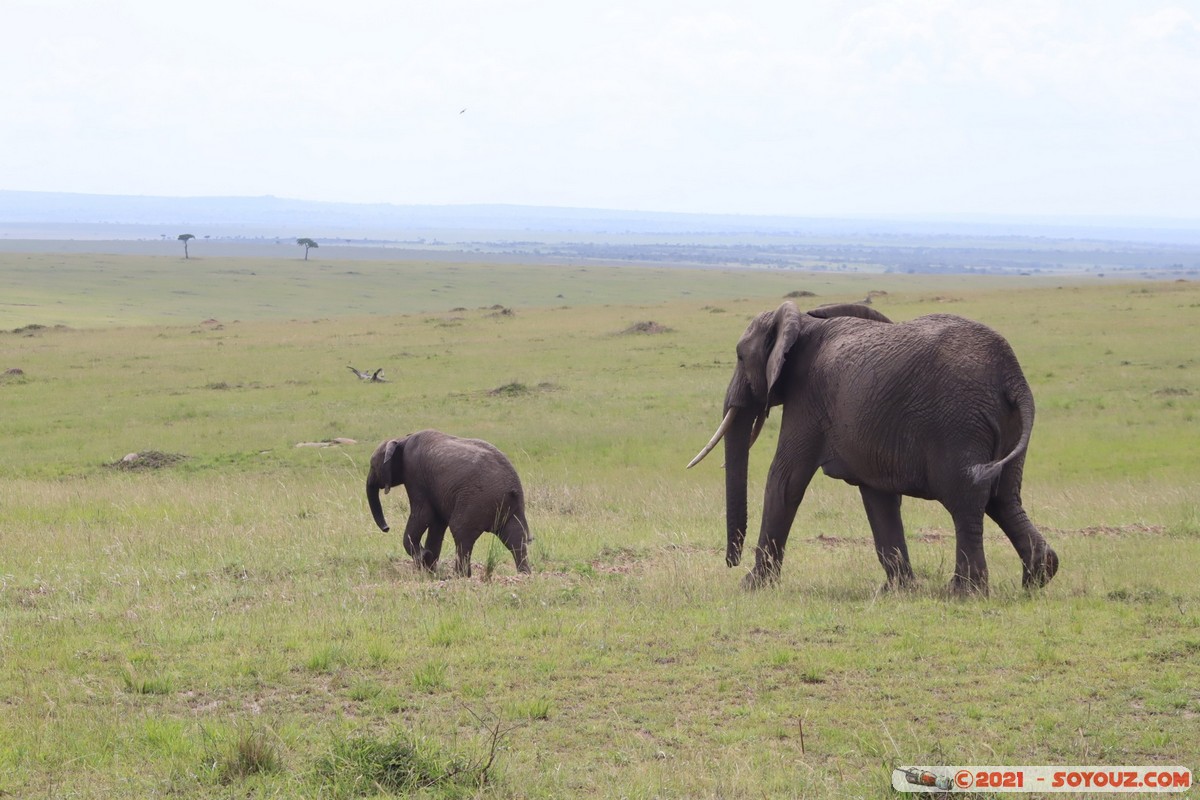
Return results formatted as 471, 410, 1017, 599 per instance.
1, 252, 1198, 798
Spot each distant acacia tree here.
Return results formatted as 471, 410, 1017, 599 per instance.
297, 238, 318, 260
178, 233, 195, 259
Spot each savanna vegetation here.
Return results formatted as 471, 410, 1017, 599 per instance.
1, 251, 1197, 798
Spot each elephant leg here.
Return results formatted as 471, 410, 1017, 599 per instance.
452, 530, 483, 577
421, 520, 447, 572
986, 498, 1059, 588
746, 454, 818, 589
402, 513, 431, 567
945, 502, 989, 596
859, 487, 914, 589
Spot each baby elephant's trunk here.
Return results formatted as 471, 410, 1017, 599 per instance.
501, 492, 532, 573
510, 532, 531, 574
366, 475, 390, 532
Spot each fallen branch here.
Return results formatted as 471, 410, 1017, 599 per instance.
347, 365, 388, 382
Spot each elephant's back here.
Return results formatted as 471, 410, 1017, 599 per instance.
815, 314, 1026, 474
420, 431, 524, 490
903, 313, 1015, 350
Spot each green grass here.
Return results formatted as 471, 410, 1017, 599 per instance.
312, 727, 484, 798
1, 254, 1198, 797
206, 724, 284, 785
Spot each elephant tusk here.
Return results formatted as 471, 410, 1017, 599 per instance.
749, 409, 767, 449
687, 408, 737, 469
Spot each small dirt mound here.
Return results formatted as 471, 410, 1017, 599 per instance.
4, 367, 24, 375
108, 451, 188, 470
486, 307, 515, 318
487, 381, 558, 397
621, 321, 673, 335
489, 381, 530, 397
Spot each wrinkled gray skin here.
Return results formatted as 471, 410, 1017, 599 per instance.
366, 430, 531, 577
690, 302, 1059, 594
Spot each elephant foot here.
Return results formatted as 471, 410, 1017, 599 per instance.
948, 574, 988, 598
741, 569, 780, 591
413, 548, 438, 573
881, 572, 916, 593
1023, 547, 1060, 589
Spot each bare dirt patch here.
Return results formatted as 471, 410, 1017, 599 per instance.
812, 534, 855, 547
1045, 523, 1167, 537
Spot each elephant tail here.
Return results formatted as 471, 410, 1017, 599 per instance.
969, 378, 1035, 486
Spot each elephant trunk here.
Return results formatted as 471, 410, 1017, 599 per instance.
724, 408, 755, 567
366, 474, 390, 532
511, 535, 531, 574
498, 508, 533, 574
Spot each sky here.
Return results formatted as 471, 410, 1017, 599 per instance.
3, 0, 1199, 220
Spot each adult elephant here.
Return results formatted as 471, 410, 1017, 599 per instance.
367, 430, 532, 577
688, 302, 1058, 594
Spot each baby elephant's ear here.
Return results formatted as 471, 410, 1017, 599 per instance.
380, 437, 406, 494
383, 438, 402, 468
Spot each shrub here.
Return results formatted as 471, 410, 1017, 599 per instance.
314, 730, 470, 797
208, 725, 282, 784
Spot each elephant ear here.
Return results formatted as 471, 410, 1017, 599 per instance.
380, 437, 406, 494
765, 302, 803, 397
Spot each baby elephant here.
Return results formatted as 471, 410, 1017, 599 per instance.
366, 430, 532, 576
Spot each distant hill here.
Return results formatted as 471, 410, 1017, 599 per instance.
2, 190, 1198, 276
3, 189, 1200, 245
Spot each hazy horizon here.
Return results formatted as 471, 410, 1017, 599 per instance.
4, 2, 1200, 220
4, 188, 1200, 229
